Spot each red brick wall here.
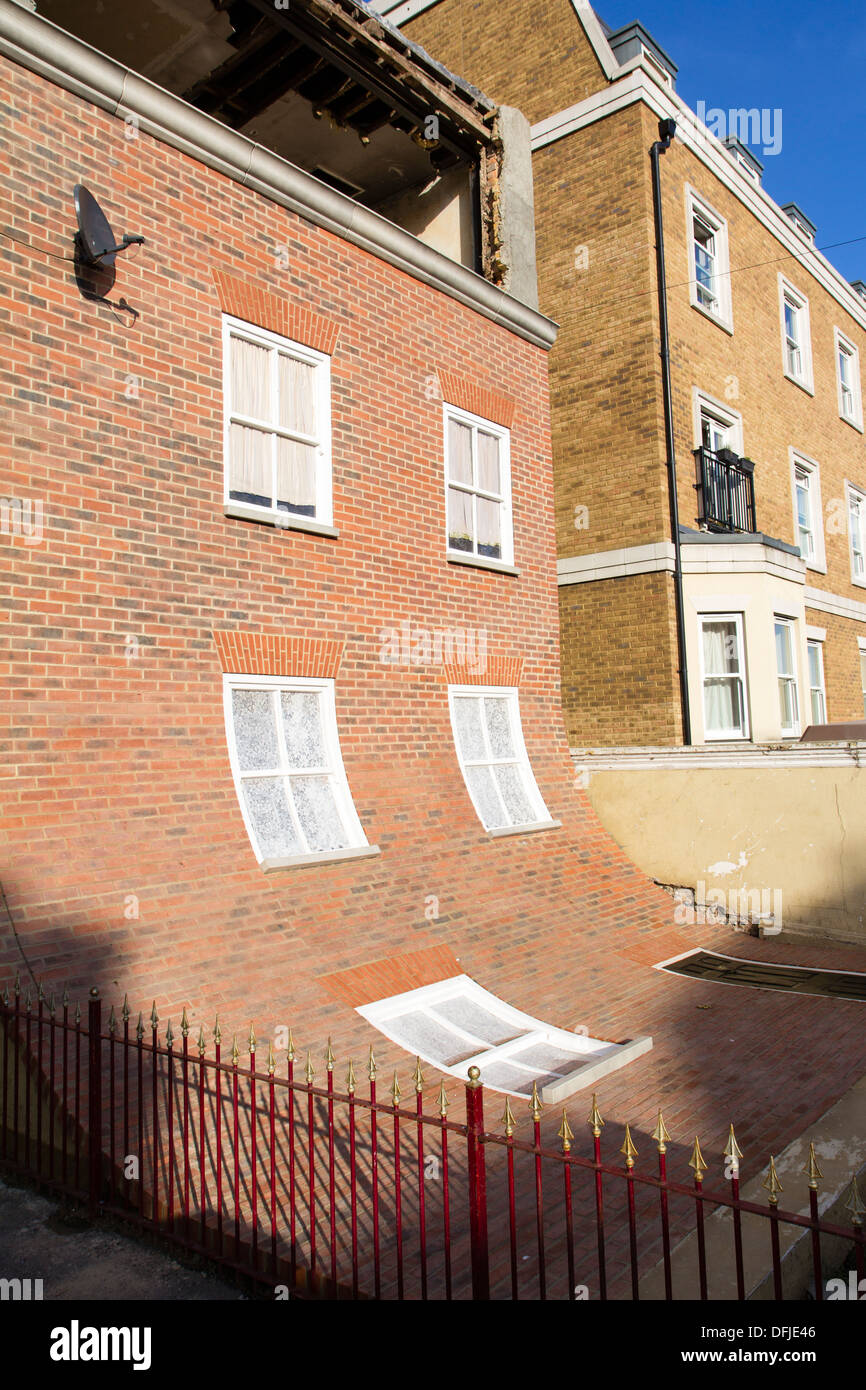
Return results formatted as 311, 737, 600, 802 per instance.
0, 56, 670, 1061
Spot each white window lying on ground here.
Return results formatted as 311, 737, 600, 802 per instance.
444, 405, 513, 565
779, 276, 813, 392
807, 639, 826, 725
223, 675, 368, 868
774, 617, 800, 736
449, 685, 552, 832
686, 188, 732, 329
357, 975, 652, 1103
847, 482, 866, 586
222, 315, 332, 525
835, 330, 863, 430
699, 614, 748, 740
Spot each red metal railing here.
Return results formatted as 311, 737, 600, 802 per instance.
1, 976, 864, 1300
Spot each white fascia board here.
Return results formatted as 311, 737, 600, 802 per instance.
804, 586, 866, 623
531, 71, 866, 334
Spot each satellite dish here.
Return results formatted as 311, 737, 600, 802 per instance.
73, 184, 144, 269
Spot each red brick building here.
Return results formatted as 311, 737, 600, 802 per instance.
0, 0, 671, 1101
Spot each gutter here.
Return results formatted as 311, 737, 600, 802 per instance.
0, 0, 557, 352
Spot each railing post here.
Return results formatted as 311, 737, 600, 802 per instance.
87, 987, 102, 1217
465, 1066, 490, 1301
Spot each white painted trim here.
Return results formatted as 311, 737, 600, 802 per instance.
845, 480, 866, 590
805, 626, 827, 642
692, 388, 743, 454
778, 274, 814, 395
834, 327, 864, 432
697, 610, 750, 741
773, 613, 801, 737
568, 0, 621, 80
442, 403, 514, 567
789, 449, 826, 574
530, 71, 866, 334
447, 683, 552, 831
685, 185, 733, 332
804, 585, 866, 623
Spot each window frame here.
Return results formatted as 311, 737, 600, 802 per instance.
448, 684, 555, 835
697, 612, 750, 742
859, 638, 866, 719
685, 186, 733, 332
221, 314, 334, 531
806, 638, 827, 726
774, 615, 801, 738
693, 389, 744, 456
834, 329, 864, 431
222, 673, 372, 870
789, 450, 826, 573
778, 275, 814, 394
442, 403, 514, 569
846, 481, 866, 588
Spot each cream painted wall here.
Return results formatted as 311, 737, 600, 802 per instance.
583, 764, 866, 943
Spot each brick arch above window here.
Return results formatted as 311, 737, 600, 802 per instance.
213, 631, 344, 679
442, 656, 524, 687
436, 369, 516, 429
212, 269, 341, 356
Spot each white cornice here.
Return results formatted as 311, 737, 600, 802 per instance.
0, 0, 556, 351
804, 586, 866, 623
557, 538, 806, 585
568, 0, 620, 80
531, 71, 866, 335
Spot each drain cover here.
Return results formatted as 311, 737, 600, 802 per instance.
659, 951, 866, 1003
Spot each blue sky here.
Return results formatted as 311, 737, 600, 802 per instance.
596, 1, 866, 283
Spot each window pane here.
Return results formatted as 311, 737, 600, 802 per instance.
280, 691, 326, 769
775, 622, 793, 676
778, 679, 797, 730
277, 354, 316, 436
232, 689, 279, 771
483, 698, 514, 757
476, 497, 501, 558
477, 432, 500, 494
242, 777, 300, 859
494, 763, 536, 824
810, 689, 825, 724
231, 337, 270, 421
448, 419, 472, 484
276, 438, 317, 516
229, 423, 271, 507
704, 677, 742, 735
387, 1010, 480, 1067
290, 776, 347, 853
702, 620, 739, 674
447, 486, 473, 551
807, 644, 821, 688
452, 697, 486, 760
432, 996, 526, 1046
465, 764, 507, 829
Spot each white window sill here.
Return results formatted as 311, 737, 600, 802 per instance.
783, 371, 815, 397
840, 413, 865, 434
487, 819, 562, 838
805, 560, 827, 576
689, 298, 734, 336
851, 575, 866, 590
261, 844, 381, 872
224, 504, 339, 538
447, 552, 519, 577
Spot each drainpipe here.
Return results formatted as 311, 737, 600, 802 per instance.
650, 117, 692, 745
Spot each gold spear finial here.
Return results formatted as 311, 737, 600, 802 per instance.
248, 1023, 256, 1054
165, 1018, 174, 1048
502, 1096, 516, 1137
136, 1012, 144, 1042
689, 1136, 707, 1182
367, 1046, 377, 1081
48, 992, 56, 1017
723, 1124, 744, 1174
325, 1038, 334, 1072
231, 1034, 240, 1066
652, 1110, 672, 1153
150, 1001, 159, 1029
844, 1174, 865, 1226
181, 1008, 189, 1038
14, 971, 20, 997
267, 1041, 275, 1076
75, 1001, 81, 1025
438, 1081, 449, 1118
121, 994, 130, 1023
213, 1016, 222, 1046
305, 1051, 315, 1085
108, 1005, 117, 1035
530, 1080, 543, 1122
346, 1059, 356, 1094
38, 981, 45, 1003
2, 987, 9, 1008
391, 1071, 401, 1107
559, 1111, 574, 1153
197, 1025, 206, 1056
762, 1155, 783, 1205
620, 1124, 638, 1169
587, 1092, 604, 1137
24, 985, 32, 1011
287, 1029, 295, 1062
413, 1057, 424, 1094
802, 1142, 823, 1190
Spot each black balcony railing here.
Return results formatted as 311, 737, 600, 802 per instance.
693, 446, 756, 533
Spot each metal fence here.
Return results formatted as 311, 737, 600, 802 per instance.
694, 446, 757, 533
1, 975, 864, 1300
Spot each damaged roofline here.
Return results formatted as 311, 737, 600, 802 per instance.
0, 0, 557, 351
